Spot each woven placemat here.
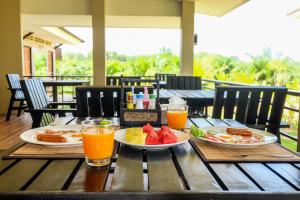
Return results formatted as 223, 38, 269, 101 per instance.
7, 143, 84, 159
190, 135, 300, 162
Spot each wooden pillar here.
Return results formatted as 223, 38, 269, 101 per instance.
180, 0, 195, 76
24, 46, 32, 76
92, 0, 106, 85
0, 0, 23, 114
48, 51, 54, 76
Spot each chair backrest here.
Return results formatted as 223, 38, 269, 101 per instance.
106, 76, 142, 86
6, 74, 25, 99
20, 79, 54, 127
106, 76, 121, 86
166, 76, 202, 90
76, 86, 151, 117
155, 73, 176, 82
212, 86, 287, 134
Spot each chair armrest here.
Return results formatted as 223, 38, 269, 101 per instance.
49, 102, 76, 106
30, 108, 77, 115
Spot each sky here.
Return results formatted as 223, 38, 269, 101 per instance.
63, 0, 300, 61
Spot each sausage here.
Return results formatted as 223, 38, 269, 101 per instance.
36, 134, 67, 143
226, 128, 252, 136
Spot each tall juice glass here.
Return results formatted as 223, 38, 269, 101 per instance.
167, 105, 188, 130
81, 119, 114, 167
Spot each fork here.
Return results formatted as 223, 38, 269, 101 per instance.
235, 153, 294, 158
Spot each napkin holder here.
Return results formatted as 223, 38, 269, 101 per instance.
120, 78, 162, 126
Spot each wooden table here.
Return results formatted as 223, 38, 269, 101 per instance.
0, 118, 299, 200
159, 89, 215, 106
43, 80, 90, 102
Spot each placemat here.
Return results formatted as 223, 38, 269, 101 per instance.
190, 136, 300, 162
7, 143, 84, 159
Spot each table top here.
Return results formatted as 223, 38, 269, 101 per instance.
0, 118, 299, 200
42, 80, 90, 86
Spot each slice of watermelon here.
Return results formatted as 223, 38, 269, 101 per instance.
145, 130, 162, 145
161, 125, 177, 137
162, 130, 177, 144
156, 129, 165, 142
143, 123, 154, 135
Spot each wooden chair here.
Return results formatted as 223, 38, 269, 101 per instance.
155, 73, 176, 82
20, 79, 77, 128
76, 86, 151, 117
212, 86, 288, 141
5, 74, 27, 121
166, 76, 202, 90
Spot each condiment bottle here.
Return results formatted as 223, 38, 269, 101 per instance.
143, 87, 149, 109
127, 92, 134, 109
149, 94, 156, 109
136, 94, 144, 109
131, 86, 137, 106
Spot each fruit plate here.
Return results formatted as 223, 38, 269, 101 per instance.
195, 126, 277, 148
114, 128, 190, 150
20, 125, 83, 147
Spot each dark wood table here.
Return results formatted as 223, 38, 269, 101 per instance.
159, 89, 215, 106
43, 80, 90, 101
0, 118, 299, 200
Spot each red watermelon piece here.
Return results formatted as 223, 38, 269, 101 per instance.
156, 129, 164, 142
161, 126, 177, 137
161, 130, 177, 144
143, 123, 154, 134
145, 130, 162, 145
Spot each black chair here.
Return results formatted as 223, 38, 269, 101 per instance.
166, 76, 201, 90
212, 86, 288, 141
76, 86, 151, 118
106, 75, 142, 86
166, 76, 203, 116
20, 79, 77, 128
155, 73, 176, 82
5, 74, 27, 121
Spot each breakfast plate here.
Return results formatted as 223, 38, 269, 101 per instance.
20, 125, 83, 147
114, 126, 190, 150
193, 126, 277, 148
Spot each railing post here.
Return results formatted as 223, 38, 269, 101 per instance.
297, 97, 300, 152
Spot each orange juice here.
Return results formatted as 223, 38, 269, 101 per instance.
167, 111, 188, 129
82, 128, 114, 160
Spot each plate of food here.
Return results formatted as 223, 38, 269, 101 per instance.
114, 123, 190, 150
20, 125, 83, 146
190, 125, 277, 148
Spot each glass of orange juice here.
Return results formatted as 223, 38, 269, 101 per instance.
167, 105, 188, 130
81, 119, 114, 167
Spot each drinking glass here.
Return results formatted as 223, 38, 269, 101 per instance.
81, 119, 114, 167
167, 104, 188, 130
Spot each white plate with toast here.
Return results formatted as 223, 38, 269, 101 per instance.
20, 125, 83, 147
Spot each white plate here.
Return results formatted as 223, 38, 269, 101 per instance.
196, 126, 277, 148
114, 128, 190, 150
20, 125, 83, 147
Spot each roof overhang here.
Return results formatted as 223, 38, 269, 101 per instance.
195, 0, 249, 17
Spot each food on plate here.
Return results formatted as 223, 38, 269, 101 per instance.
126, 128, 147, 145
126, 123, 178, 145
226, 128, 252, 136
36, 134, 67, 143
191, 126, 264, 144
71, 133, 82, 138
191, 125, 205, 137
35, 128, 81, 143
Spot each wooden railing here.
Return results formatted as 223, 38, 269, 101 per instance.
202, 78, 300, 152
